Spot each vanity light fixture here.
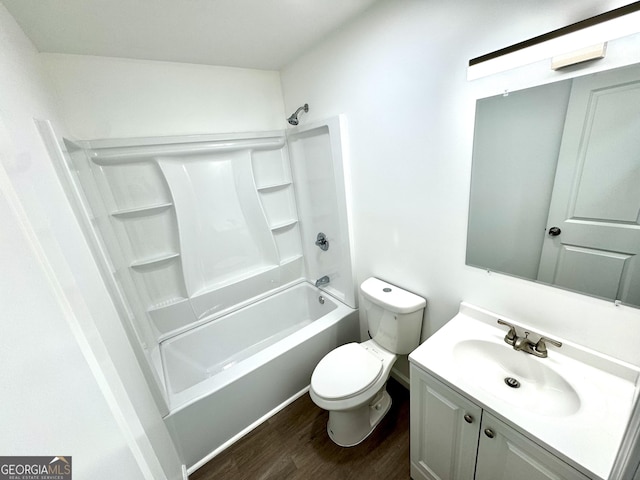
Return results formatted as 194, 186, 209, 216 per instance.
551, 42, 607, 70
470, 1, 639, 67
467, 1, 640, 80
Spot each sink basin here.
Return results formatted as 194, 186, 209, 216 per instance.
453, 339, 581, 416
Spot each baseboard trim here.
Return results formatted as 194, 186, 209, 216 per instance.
391, 367, 410, 389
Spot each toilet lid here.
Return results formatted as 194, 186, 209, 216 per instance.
311, 343, 383, 400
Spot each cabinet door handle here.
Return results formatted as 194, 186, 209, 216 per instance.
484, 428, 495, 439
463, 414, 473, 424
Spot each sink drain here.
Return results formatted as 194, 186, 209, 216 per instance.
504, 377, 521, 388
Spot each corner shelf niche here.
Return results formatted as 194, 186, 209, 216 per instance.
271, 220, 303, 264
89, 157, 187, 314
251, 148, 304, 268
259, 185, 298, 228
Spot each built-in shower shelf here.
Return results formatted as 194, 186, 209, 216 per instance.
280, 254, 303, 265
270, 219, 298, 231
147, 296, 189, 313
130, 252, 180, 271
111, 202, 174, 219
192, 264, 281, 298
256, 181, 292, 192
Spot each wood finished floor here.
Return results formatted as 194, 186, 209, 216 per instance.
190, 378, 410, 480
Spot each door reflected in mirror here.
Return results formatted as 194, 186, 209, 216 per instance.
467, 63, 640, 308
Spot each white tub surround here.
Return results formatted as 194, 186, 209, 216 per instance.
64, 118, 354, 347
286, 116, 355, 309
55, 117, 357, 469
66, 132, 300, 345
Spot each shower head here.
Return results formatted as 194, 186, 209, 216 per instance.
287, 103, 309, 126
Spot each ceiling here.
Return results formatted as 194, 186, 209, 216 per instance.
1, 0, 379, 70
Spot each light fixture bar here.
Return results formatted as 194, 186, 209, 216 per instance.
469, 1, 640, 67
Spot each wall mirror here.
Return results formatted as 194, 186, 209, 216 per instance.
467, 61, 640, 308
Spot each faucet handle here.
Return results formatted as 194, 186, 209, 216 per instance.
315, 232, 329, 251
534, 336, 562, 356
497, 319, 517, 345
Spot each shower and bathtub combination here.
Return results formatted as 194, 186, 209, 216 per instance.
57, 116, 359, 471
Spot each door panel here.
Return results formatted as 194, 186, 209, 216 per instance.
554, 245, 631, 298
572, 83, 640, 222
538, 64, 640, 305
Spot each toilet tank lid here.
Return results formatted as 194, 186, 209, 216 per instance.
360, 277, 426, 314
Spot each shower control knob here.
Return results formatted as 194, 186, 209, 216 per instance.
464, 414, 473, 424
315, 232, 329, 251
548, 227, 562, 236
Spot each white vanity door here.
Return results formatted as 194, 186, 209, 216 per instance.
475, 412, 591, 480
410, 365, 481, 480
538, 64, 640, 306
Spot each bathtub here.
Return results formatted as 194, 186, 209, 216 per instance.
161, 281, 359, 472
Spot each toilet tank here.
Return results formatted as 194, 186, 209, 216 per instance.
360, 277, 426, 354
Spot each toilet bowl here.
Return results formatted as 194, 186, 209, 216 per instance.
309, 277, 426, 447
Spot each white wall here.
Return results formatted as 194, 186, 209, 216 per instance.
0, 4, 182, 478
280, 0, 640, 366
0, 151, 145, 479
42, 53, 286, 139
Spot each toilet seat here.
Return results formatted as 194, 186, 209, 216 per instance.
311, 343, 383, 400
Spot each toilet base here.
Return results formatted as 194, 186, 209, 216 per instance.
326, 389, 392, 447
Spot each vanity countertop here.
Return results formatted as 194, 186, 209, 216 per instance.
409, 302, 640, 480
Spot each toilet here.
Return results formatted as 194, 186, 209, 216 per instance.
310, 277, 426, 447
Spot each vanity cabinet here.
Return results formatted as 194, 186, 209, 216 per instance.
410, 364, 481, 480
474, 410, 591, 480
410, 365, 592, 480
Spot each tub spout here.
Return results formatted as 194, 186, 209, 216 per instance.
315, 276, 330, 287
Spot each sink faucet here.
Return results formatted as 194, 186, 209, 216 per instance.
514, 331, 535, 353
497, 319, 562, 358
315, 275, 330, 287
